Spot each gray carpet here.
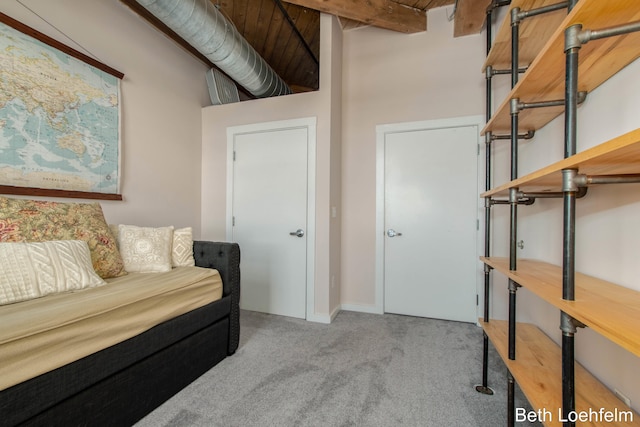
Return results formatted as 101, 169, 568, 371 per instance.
135, 310, 540, 426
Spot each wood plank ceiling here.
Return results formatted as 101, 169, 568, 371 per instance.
121, 0, 490, 96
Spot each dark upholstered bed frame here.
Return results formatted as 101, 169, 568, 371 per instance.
0, 241, 240, 427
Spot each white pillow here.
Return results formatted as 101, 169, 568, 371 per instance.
117, 225, 174, 273
172, 227, 195, 267
110, 224, 195, 268
0, 240, 106, 305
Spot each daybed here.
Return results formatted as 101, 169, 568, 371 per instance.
0, 197, 240, 426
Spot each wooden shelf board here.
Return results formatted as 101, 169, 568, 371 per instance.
481, 256, 640, 357
483, 0, 640, 135
483, 0, 567, 70
481, 128, 640, 197
481, 320, 640, 427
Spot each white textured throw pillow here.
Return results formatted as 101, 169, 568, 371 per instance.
172, 227, 195, 267
0, 240, 106, 305
118, 225, 174, 273
110, 224, 195, 268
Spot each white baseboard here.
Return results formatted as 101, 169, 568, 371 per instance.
306, 305, 340, 324
306, 303, 384, 324
329, 304, 341, 322
340, 303, 383, 315
305, 313, 331, 324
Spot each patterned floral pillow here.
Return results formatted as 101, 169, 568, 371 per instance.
0, 196, 126, 279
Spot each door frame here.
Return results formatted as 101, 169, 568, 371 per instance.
226, 117, 317, 320
375, 115, 484, 319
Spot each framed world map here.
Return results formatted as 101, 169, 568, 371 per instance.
0, 12, 124, 200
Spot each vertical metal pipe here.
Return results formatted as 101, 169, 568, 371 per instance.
480, 137, 493, 393
508, 281, 517, 360
565, 47, 580, 157
484, 266, 491, 317
511, 8, 520, 88
484, 202, 491, 263
486, 67, 493, 124
510, 101, 519, 180
509, 190, 518, 268
477, 5, 495, 396
508, 100, 519, 363
561, 22, 580, 426
561, 176, 577, 427
507, 50, 520, 363
562, 188, 576, 300
508, 371, 515, 425
507, 0, 520, 355
487, 6, 493, 56
508, 188, 518, 360
481, 341, 490, 388
562, 316, 576, 427
484, 131, 493, 296
483, 249, 491, 324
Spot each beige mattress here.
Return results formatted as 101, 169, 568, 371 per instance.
0, 266, 222, 391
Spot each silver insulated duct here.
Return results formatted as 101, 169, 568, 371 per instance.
136, 0, 292, 98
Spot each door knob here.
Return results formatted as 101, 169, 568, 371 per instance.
386, 229, 402, 237
289, 229, 305, 238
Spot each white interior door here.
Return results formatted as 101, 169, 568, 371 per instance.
229, 122, 312, 319
378, 118, 480, 323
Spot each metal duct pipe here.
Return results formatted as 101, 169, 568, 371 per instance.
136, 0, 291, 97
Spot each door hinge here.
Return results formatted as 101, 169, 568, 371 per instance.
477, 219, 480, 230
232, 216, 235, 226
233, 151, 236, 161
476, 294, 479, 306
477, 144, 480, 155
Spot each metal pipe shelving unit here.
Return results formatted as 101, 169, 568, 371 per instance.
560, 15, 640, 426
477, 0, 571, 405
475, 0, 515, 397
477, 0, 640, 426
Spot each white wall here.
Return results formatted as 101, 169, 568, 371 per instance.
2, 0, 209, 234
328, 13, 343, 318
340, 7, 485, 308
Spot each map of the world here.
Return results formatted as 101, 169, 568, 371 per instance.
0, 20, 120, 195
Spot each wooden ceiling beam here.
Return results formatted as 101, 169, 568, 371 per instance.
453, 0, 492, 37
283, 0, 427, 33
